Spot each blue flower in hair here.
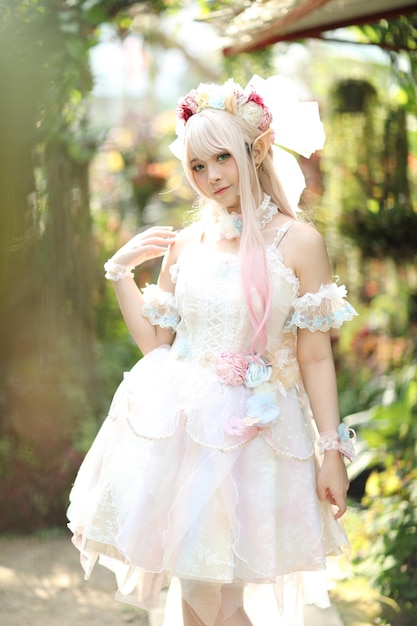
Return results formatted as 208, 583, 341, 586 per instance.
208, 89, 226, 110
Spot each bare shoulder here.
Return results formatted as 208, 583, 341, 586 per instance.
176, 222, 202, 247
287, 220, 326, 251
282, 220, 332, 287
172, 222, 202, 257
162, 222, 202, 268
159, 223, 201, 290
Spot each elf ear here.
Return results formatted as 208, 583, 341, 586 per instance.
253, 128, 272, 168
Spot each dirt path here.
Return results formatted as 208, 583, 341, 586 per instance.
0, 532, 148, 626
0, 533, 345, 626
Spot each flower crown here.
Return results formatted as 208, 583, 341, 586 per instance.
176, 78, 273, 133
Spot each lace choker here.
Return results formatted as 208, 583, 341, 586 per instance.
211, 194, 278, 240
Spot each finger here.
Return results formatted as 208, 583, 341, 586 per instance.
129, 234, 177, 253
139, 225, 175, 238
129, 226, 176, 244
330, 492, 347, 519
132, 232, 176, 245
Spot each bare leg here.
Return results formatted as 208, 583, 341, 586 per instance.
181, 598, 207, 626
181, 582, 253, 626
214, 606, 252, 625
214, 585, 253, 626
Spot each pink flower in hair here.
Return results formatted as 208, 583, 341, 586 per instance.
244, 89, 272, 131
177, 90, 198, 122
247, 91, 265, 107
259, 106, 273, 132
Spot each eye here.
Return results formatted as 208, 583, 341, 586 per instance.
192, 163, 204, 172
218, 153, 230, 162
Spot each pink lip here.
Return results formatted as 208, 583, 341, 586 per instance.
214, 186, 229, 195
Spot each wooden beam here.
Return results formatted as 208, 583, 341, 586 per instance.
223, 2, 417, 55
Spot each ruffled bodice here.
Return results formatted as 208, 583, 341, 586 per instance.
143, 236, 356, 363
170, 245, 297, 362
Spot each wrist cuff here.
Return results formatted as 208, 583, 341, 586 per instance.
104, 259, 135, 281
319, 423, 356, 461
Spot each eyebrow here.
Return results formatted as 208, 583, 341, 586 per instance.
189, 158, 199, 165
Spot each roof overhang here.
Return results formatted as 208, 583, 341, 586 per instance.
211, 0, 417, 56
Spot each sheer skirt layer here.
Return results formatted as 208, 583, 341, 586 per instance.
68, 346, 348, 625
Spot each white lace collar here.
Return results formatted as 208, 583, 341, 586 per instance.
210, 194, 278, 240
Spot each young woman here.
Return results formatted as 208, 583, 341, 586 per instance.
68, 75, 357, 626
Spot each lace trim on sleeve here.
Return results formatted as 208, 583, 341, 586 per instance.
284, 283, 358, 333
141, 284, 180, 332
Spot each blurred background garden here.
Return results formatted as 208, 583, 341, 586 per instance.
0, 1, 416, 625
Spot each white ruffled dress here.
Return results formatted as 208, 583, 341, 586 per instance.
67, 223, 357, 625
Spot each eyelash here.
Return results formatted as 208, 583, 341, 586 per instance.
192, 153, 230, 172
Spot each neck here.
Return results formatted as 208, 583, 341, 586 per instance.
208, 194, 278, 240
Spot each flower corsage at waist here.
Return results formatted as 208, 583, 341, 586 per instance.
200, 350, 292, 439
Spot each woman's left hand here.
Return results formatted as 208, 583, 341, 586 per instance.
316, 450, 350, 519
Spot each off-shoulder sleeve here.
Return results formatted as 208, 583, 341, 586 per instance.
141, 284, 180, 332
284, 283, 358, 333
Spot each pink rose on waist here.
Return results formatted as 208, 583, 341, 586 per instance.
216, 351, 248, 386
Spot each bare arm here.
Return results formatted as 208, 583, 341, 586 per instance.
107, 226, 178, 355
290, 223, 350, 519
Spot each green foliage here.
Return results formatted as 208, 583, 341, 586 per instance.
330, 77, 417, 262
0, 0, 175, 533
335, 258, 416, 616
0, 436, 84, 533
353, 14, 417, 112
341, 362, 417, 621
355, 465, 417, 625
333, 509, 401, 625
325, 19, 417, 265
340, 203, 417, 262
222, 49, 275, 85
347, 363, 417, 475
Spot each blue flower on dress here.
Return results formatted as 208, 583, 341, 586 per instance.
245, 393, 279, 426
176, 340, 190, 358
245, 358, 272, 388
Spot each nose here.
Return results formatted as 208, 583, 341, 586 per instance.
207, 163, 221, 184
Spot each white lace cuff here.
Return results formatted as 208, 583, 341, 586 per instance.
141, 284, 180, 332
284, 283, 358, 333
104, 259, 134, 281
319, 424, 357, 461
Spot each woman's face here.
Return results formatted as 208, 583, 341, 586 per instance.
189, 150, 240, 212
